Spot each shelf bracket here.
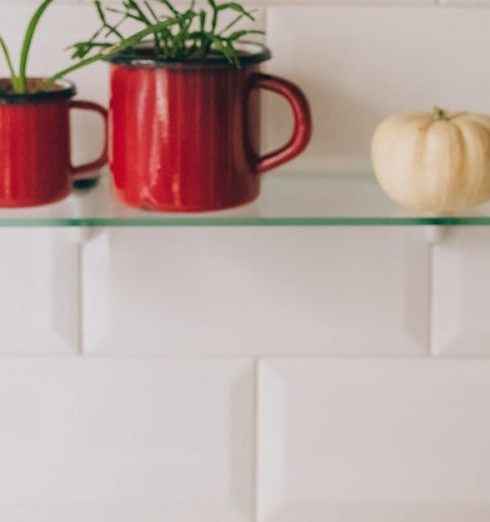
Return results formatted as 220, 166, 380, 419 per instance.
424, 225, 448, 245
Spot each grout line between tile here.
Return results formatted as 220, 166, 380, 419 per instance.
1, 352, 490, 360
77, 241, 84, 356
251, 1, 440, 6
253, 357, 261, 522
428, 240, 435, 356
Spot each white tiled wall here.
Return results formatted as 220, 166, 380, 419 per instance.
2, 1, 490, 520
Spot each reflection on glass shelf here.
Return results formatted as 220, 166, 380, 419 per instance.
0, 171, 489, 226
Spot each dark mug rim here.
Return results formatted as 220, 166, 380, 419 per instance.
106, 41, 272, 69
0, 79, 76, 105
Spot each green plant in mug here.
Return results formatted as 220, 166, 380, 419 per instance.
0, 0, 185, 94
71, 0, 264, 67
0, 0, 55, 93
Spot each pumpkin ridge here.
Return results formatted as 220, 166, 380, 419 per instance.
458, 117, 490, 206
400, 116, 432, 210
451, 122, 468, 211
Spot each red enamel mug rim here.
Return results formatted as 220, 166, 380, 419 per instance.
0, 78, 76, 104
106, 41, 272, 69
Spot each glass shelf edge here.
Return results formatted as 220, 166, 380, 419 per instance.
0, 217, 490, 227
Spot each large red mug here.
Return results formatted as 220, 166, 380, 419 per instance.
108, 43, 312, 212
0, 79, 108, 208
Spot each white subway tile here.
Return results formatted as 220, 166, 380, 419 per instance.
258, 358, 490, 522
0, 358, 254, 522
0, 230, 79, 354
82, 227, 429, 356
440, 1, 490, 6
432, 228, 490, 354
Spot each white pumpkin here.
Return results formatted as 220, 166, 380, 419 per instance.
371, 108, 490, 213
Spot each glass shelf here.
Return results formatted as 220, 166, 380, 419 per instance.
0, 171, 490, 227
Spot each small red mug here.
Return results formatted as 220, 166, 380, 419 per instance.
0, 79, 108, 208
108, 43, 312, 212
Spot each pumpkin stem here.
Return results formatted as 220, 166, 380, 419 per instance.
433, 106, 449, 121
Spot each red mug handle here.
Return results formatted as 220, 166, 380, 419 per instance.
251, 73, 312, 174
68, 100, 108, 181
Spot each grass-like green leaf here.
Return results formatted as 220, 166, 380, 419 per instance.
44, 18, 181, 89
71, 0, 263, 66
0, 35, 21, 92
218, 2, 254, 20
18, 0, 55, 93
